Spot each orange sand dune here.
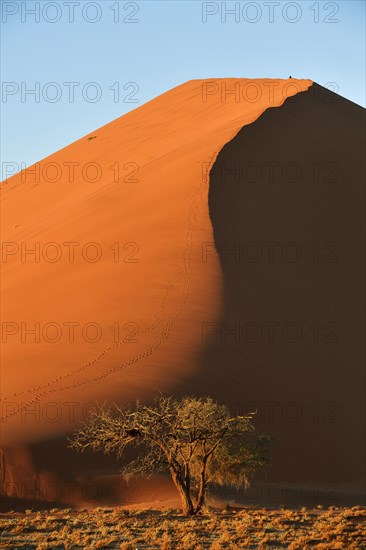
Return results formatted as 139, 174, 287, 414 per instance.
4, 78, 347, 508
1, 78, 311, 440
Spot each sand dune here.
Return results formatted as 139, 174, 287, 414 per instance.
3, 78, 363, 509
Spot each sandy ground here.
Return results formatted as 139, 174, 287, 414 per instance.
0, 505, 365, 549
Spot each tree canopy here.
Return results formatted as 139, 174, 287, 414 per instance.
69, 395, 270, 515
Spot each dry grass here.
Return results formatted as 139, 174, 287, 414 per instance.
0, 505, 365, 549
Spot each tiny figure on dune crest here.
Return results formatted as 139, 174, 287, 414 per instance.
69, 395, 270, 516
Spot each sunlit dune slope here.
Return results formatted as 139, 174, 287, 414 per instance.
1, 78, 311, 446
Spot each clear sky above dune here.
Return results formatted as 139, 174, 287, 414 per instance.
1, 0, 365, 173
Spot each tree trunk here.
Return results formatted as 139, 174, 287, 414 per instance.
179, 486, 195, 516
169, 467, 194, 516
195, 462, 207, 514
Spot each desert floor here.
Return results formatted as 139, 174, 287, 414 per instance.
0, 505, 365, 549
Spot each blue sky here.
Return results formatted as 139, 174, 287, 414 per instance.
1, 0, 365, 175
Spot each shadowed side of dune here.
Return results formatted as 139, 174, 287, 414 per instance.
201, 83, 365, 505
